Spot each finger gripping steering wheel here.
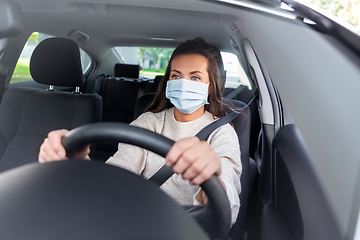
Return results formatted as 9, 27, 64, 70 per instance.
62, 122, 231, 239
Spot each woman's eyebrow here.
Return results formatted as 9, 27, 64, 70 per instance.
190, 70, 204, 75
171, 69, 204, 75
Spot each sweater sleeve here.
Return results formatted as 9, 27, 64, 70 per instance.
105, 112, 157, 174
194, 123, 242, 225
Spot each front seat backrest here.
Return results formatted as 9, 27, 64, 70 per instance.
0, 37, 102, 172
223, 99, 252, 239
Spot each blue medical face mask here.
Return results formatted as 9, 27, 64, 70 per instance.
165, 79, 209, 114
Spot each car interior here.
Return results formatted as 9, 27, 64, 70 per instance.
0, 0, 360, 239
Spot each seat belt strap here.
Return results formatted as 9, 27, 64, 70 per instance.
223, 85, 246, 100
196, 93, 258, 141
148, 163, 174, 186
149, 94, 258, 186
196, 111, 238, 141
93, 74, 107, 94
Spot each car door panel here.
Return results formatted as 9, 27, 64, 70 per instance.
264, 124, 342, 240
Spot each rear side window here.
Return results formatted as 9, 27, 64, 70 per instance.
11, 32, 92, 83
221, 52, 251, 89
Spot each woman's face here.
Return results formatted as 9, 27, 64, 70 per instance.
169, 54, 210, 84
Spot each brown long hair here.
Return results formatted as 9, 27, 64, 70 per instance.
145, 37, 226, 118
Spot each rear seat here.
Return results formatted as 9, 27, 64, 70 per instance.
99, 78, 147, 124
92, 63, 162, 160
93, 64, 159, 123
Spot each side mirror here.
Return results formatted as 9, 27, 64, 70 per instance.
0, 0, 22, 38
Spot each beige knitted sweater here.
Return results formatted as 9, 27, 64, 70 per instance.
106, 107, 242, 224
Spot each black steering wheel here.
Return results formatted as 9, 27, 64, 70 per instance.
62, 122, 231, 239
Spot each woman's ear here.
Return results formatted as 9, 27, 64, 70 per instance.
208, 82, 211, 94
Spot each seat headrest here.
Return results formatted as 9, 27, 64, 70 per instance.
211, 45, 226, 93
153, 75, 163, 90
29, 37, 84, 87
114, 63, 140, 78
0, 0, 22, 38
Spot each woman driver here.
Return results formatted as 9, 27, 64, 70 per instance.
38, 37, 242, 225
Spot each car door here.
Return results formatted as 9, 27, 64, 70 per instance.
242, 39, 343, 240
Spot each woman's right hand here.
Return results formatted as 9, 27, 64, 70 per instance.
38, 129, 90, 163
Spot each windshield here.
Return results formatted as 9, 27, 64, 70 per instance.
299, 0, 360, 34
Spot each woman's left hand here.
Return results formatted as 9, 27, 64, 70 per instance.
165, 137, 221, 185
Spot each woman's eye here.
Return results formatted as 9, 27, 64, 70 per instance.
171, 74, 180, 79
191, 76, 200, 81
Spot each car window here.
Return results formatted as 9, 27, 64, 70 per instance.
114, 46, 174, 79
11, 32, 92, 83
221, 52, 251, 89
298, 0, 360, 35
115, 47, 251, 89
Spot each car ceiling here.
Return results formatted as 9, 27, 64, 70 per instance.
16, 1, 237, 55
13, 0, 290, 60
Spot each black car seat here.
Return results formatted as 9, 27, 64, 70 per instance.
114, 63, 141, 78
133, 45, 253, 239
91, 64, 148, 160
133, 75, 163, 120
0, 37, 102, 172
225, 99, 252, 240
212, 45, 256, 240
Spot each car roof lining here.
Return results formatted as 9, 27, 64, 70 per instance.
16, 0, 295, 55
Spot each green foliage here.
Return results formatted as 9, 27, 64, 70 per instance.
27, 32, 39, 44
138, 47, 147, 57
11, 59, 32, 83
308, 0, 360, 32
140, 68, 166, 74
138, 47, 174, 70
162, 48, 173, 61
